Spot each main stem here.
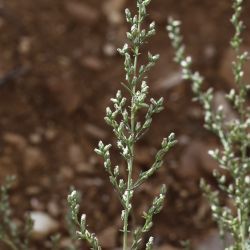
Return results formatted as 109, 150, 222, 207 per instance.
237, 207, 246, 250
2, 236, 18, 250
122, 53, 138, 250
122, 7, 141, 249
232, 7, 247, 249
123, 157, 134, 250
238, 143, 247, 250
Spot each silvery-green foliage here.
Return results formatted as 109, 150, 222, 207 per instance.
68, 0, 176, 249
0, 176, 33, 250
68, 191, 101, 250
145, 236, 154, 250
167, 0, 250, 249
65, 193, 79, 250
0, 176, 80, 250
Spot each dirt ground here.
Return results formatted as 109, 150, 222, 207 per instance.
0, 0, 250, 249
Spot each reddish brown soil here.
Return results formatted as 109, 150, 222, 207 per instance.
0, 0, 250, 249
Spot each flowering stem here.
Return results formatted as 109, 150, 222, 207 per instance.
122, 9, 141, 249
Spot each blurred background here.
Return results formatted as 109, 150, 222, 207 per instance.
0, 0, 250, 249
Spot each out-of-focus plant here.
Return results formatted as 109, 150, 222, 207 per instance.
167, 0, 250, 249
68, 0, 176, 249
0, 176, 33, 250
0, 176, 81, 250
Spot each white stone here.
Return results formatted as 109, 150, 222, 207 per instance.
30, 211, 59, 239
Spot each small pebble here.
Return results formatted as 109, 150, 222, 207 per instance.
30, 212, 59, 239
103, 43, 116, 56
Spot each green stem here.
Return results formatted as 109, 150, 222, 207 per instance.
237, 208, 246, 250
239, 142, 247, 250
123, 158, 134, 250
2, 236, 18, 250
122, 52, 138, 250
241, 221, 246, 250
122, 6, 142, 249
